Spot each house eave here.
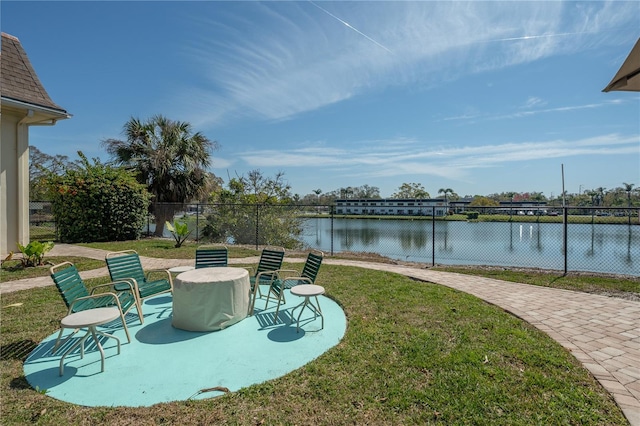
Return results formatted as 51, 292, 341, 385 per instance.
1, 96, 71, 124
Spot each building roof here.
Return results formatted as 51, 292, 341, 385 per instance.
1, 32, 67, 113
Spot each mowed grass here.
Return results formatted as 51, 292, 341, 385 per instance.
1, 262, 627, 425
77, 239, 263, 259
432, 265, 640, 299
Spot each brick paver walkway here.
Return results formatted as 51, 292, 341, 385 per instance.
2, 244, 638, 425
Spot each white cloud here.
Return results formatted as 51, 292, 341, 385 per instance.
234, 133, 638, 182
438, 99, 632, 123
173, 1, 639, 128
521, 97, 547, 109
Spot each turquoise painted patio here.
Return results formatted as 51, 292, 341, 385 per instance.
24, 288, 347, 407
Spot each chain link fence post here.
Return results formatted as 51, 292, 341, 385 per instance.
330, 205, 335, 256
432, 206, 436, 267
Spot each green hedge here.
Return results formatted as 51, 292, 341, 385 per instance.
48, 154, 151, 243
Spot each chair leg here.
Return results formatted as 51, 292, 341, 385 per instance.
273, 297, 284, 324
51, 328, 78, 354
264, 290, 272, 310
118, 312, 132, 343
135, 298, 144, 324
248, 285, 257, 316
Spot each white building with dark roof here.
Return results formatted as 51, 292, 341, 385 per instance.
1, 33, 70, 254
335, 198, 448, 216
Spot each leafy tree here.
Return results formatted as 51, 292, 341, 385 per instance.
29, 146, 72, 200
392, 183, 430, 198
203, 170, 303, 248
324, 185, 380, 201
357, 184, 381, 198
468, 196, 499, 207
102, 115, 218, 236
529, 191, 547, 202
47, 152, 151, 243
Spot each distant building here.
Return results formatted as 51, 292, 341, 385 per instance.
496, 201, 548, 215
335, 198, 448, 216
449, 198, 473, 213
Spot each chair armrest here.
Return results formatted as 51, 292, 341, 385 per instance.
145, 269, 173, 285
145, 268, 171, 277
91, 278, 139, 295
91, 279, 136, 292
282, 276, 313, 286
255, 269, 279, 284
68, 292, 123, 314
274, 269, 299, 277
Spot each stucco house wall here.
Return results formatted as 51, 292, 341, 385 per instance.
1, 32, 70, 256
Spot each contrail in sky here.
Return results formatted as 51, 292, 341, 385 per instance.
486, 31, 589, 43
309, 1, 393, 53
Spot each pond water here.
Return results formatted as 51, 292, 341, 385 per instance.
300, 218, 640, 276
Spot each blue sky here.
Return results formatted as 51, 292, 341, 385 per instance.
3, 1, 639, 199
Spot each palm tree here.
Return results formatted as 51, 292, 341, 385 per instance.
438, 188, 455, 214
102, 115, 218, 236
586, 190, 598, 223
313, 188, 322, 214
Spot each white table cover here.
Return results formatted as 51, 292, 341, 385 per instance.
172, 267, 249, 331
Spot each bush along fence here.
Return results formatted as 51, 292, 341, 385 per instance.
31, 201, 639, 277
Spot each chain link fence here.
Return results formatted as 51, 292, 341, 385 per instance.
30, 201, 639, 276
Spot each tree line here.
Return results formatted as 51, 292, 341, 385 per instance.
297, 185, 639, 210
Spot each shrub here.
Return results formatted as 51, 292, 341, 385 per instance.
465, 211, 480, 220
47, 153, 151, 243
165, 220, 192, 248
16, 241, 54, 267
202, 171, 304, 248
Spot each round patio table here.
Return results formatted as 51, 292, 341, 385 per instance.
58, 307, 122, 376
290, 284, 325, 332
172, 267, 250, 332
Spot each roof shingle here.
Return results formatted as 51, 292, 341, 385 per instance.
1, 32, 66, 112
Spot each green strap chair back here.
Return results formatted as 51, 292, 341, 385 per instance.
299, 251, 324, 285
105, 250, 172, 300
195, 245, 228, 269
248, 246, 285, 315
255, 247, 285, 276
51, 262, 91, 309
106, 250, 146, 284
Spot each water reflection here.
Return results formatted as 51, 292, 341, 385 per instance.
301, 218, 639, 276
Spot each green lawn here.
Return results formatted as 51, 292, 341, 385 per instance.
0, 243, 629, 425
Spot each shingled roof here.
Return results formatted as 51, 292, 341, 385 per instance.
1, 32, 67, 113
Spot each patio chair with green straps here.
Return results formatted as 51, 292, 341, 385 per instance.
195, 245, 228, 269
105, 250, 173, 303
50, 261, 142, 350
247, 246, 285, 316
265, 250, 324, 323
